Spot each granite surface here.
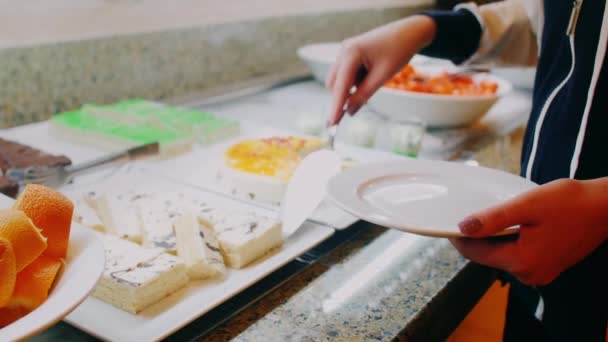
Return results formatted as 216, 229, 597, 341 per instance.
206, 232, 470, 341
0, 5, 432, 129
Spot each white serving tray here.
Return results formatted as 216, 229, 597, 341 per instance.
58, 169, 334, 341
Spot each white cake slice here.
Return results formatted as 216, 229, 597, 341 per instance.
65, 191, 105, 232
83, 189, 102, 209
135, 192, 211, 253
94, 191, 146, 243
217, 164, 287, 205
199, 209, 283, 268
93, 234, 189, 314
218, 137, 322, 205
135, 195, 179, 253
173, 211, 225, 279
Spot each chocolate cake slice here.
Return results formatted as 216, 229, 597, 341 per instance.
0, 176, 19, 198
0, 138, 71, 174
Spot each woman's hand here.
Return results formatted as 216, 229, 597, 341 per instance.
451, 178, 608, 286
326, 15, 436, 125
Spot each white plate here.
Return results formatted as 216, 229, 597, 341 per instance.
0, 195, 104, 341
59, 171, 334, 342
327, 159, 537, 238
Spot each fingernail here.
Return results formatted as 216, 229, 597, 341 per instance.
347, 104, 361, 115
458, 216, 482, 235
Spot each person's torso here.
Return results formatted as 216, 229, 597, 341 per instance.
521, 0, 608, 183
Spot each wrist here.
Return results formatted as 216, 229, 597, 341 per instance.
411, 15, 437, 49
398, 15, 437, 53
583, 177, 608, 239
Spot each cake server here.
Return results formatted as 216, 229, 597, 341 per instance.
280, 149, 342, 238
281, 67, 367, 238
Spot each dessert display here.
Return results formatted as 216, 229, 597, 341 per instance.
68, 187, 283, 313
0, 98, 366, 339
385, 65, 499, 96
0, 138, 72, 198
218, 136, 323, 204
0, 184, 73, 327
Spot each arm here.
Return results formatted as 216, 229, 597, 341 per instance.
422, 0, 542, 66
327, 0, 542, 124
326, 15, 437, 124
451, 177, 608, 286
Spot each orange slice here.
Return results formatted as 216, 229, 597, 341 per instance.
14, 184, 74, 259
0, 238, 16, 308
0, 255, 63, 327
0, 306, 29, 328
0, 210, 47, 272
0, 254, 64, 327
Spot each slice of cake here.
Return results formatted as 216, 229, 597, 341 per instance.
65, 191, 104, 232
94, 191, 146, 243
199, 208, 283, 268
93, 234, 189, 314
135, 192, 211, 254
218, 136, 322, 205
135, 195, 179, 253
173, 211, 225, 279
0, 176, 19, 198
0, 138, 71, 174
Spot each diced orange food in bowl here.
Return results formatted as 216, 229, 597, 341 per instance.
14, 184, 74, 259
385, 65, 499, 96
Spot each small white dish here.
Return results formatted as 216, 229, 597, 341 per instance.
367, 66, 512, 128
327, 159, 537, 238
0, 193, 104, 341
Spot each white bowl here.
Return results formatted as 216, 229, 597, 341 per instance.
297, 42, 451, 84
367, 66, 512, 128
297, 42, 341, 84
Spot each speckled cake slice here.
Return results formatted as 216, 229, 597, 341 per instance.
65, 191, 105, 232
93, 191, 146, 243
93, 233, 188, 314
135, 192, 209, 254
173, 211, 225, 279
198, 208, 283, 269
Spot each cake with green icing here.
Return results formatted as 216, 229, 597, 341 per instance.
51, 99, 240, 153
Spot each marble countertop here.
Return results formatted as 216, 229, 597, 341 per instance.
29, 80, 531, 342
